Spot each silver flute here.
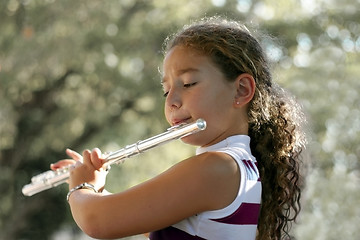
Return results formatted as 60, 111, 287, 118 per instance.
22, 119, 206, 197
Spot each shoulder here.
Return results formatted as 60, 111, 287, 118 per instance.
190, 151, 240, 178
175, 151, 240, 211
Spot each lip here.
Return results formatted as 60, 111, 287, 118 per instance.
171, 117, 192, 126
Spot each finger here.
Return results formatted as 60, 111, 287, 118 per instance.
50, 159, 75, 170
82, 149, 91, 165
66, 148, 83, 161
91, 148, 104, 170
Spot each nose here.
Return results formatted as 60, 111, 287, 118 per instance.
165, 88, 182, 110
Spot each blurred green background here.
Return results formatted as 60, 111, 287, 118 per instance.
1, 0, 359, 239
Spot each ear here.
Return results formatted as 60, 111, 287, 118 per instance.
233, 73, 256, 108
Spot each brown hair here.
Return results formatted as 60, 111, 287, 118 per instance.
163, 16, 307, 239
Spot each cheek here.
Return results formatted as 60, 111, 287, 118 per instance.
200, 90, 232, 112
164, 107, 171, 123
199, 95, 234, 126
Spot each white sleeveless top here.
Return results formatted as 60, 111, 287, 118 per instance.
150, 135, 262, 240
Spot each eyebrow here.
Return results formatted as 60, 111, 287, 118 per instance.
161, 67, 199, 83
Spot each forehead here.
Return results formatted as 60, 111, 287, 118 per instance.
162, 46, 212, 76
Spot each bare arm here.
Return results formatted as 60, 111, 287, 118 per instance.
68, 151, 240, 239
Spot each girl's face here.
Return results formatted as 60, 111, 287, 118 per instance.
162, 46, 243, 147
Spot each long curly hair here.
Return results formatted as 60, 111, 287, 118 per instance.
163, 16, 307, 239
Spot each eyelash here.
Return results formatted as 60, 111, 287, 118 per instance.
163, 82, 197, 97
184, 82, 197, 88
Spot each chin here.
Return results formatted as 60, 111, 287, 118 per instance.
180, 134, 204, 147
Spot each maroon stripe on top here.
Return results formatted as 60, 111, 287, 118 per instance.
254, 162, 261, 181
242, 159, 250, 169
149, 226, 205, 240
241, 160, 260, 181
210, 203, 261, 225
247, 160, 257, 172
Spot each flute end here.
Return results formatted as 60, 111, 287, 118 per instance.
196, 119, 207, 130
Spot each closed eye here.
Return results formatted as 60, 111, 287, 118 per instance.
184, 82, 197, 88
163, 82, 197, 98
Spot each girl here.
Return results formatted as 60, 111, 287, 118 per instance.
51, 16, 306, 240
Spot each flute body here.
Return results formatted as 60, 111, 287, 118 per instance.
22, 119, 206, 196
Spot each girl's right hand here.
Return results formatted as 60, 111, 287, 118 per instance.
50, 148, 82, 171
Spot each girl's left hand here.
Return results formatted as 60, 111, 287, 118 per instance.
68, 148, 109, 192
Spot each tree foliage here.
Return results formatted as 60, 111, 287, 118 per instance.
0, 0, 359, 239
